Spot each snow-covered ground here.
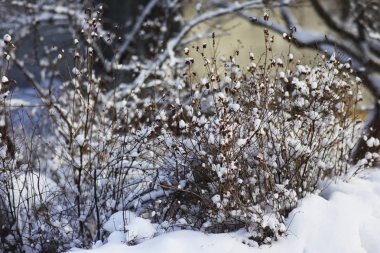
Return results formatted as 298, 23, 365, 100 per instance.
70, 169, 380, 253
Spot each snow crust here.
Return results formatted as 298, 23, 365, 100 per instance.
70, 169, 380, 253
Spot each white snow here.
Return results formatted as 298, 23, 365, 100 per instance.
72, 67, 81, 75
127, 217, 156, 241
3, 34, 11, 42
369, 32, 380, 40
179, 120, 186, 129
228, 103, 240, 112
254, 118, 261, 130
236, 138, 247, 147
70, 169, 380, 253
103, 211, 156, 243
0, 145, 7, 159
2, 75, 9, 83
75, 134, 85, 146
103, 211, 136, 233
208, 134, 215, 144
107, 231, 126, 244
330, 52, 336, 62
367, 137, 380, 148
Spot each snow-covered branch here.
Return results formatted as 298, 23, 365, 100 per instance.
111, 0, 269, 99
113, 0, 160, 64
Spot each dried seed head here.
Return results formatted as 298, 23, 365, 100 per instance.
3, 34, 11, 43
185, 58, 194, 65
74, 51, 80, 59
2, 76, 9, 83
249, 52, 254, 60
264, 10, 269, 21
288, 53, 294, 62
72, 67, 81, 76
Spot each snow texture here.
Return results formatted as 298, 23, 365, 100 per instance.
102, 211, 156, 244
70, 169, 380, 253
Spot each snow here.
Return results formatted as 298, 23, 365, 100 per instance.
75, 134, 85, 146
72, 67, 81, 75
367, 137, 380, 148
69, 169, 380, 253
3, 34, 11, 42
127, 217, 156, 241
6, 98, 32, 108
103, 211, 136, 233
228, 103, 240, 112
178, 120, 186, 129
2, 75, 8, 83
0, 145, 7, 159
236, 138, 247, 147
369, 32, 380, 40
253, 118, 261, 130
103, 211, 156, 243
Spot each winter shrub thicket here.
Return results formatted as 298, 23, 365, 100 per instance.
0, 6, 158, 251
0, 4, 374, 252
143, 32, 365, 244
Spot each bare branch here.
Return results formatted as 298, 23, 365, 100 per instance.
309, 0, 359, 41
113, 0, 160, 65
109, 1, 267, 99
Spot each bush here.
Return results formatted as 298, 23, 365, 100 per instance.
143, 31, 362, 244
0, 4, 370, 251
0, 6, 157, 251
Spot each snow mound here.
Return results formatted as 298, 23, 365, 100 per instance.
102, 211, 156, 245
103, 211, 136, 233
70, 169, 380, 253
127, 217, 156, 241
